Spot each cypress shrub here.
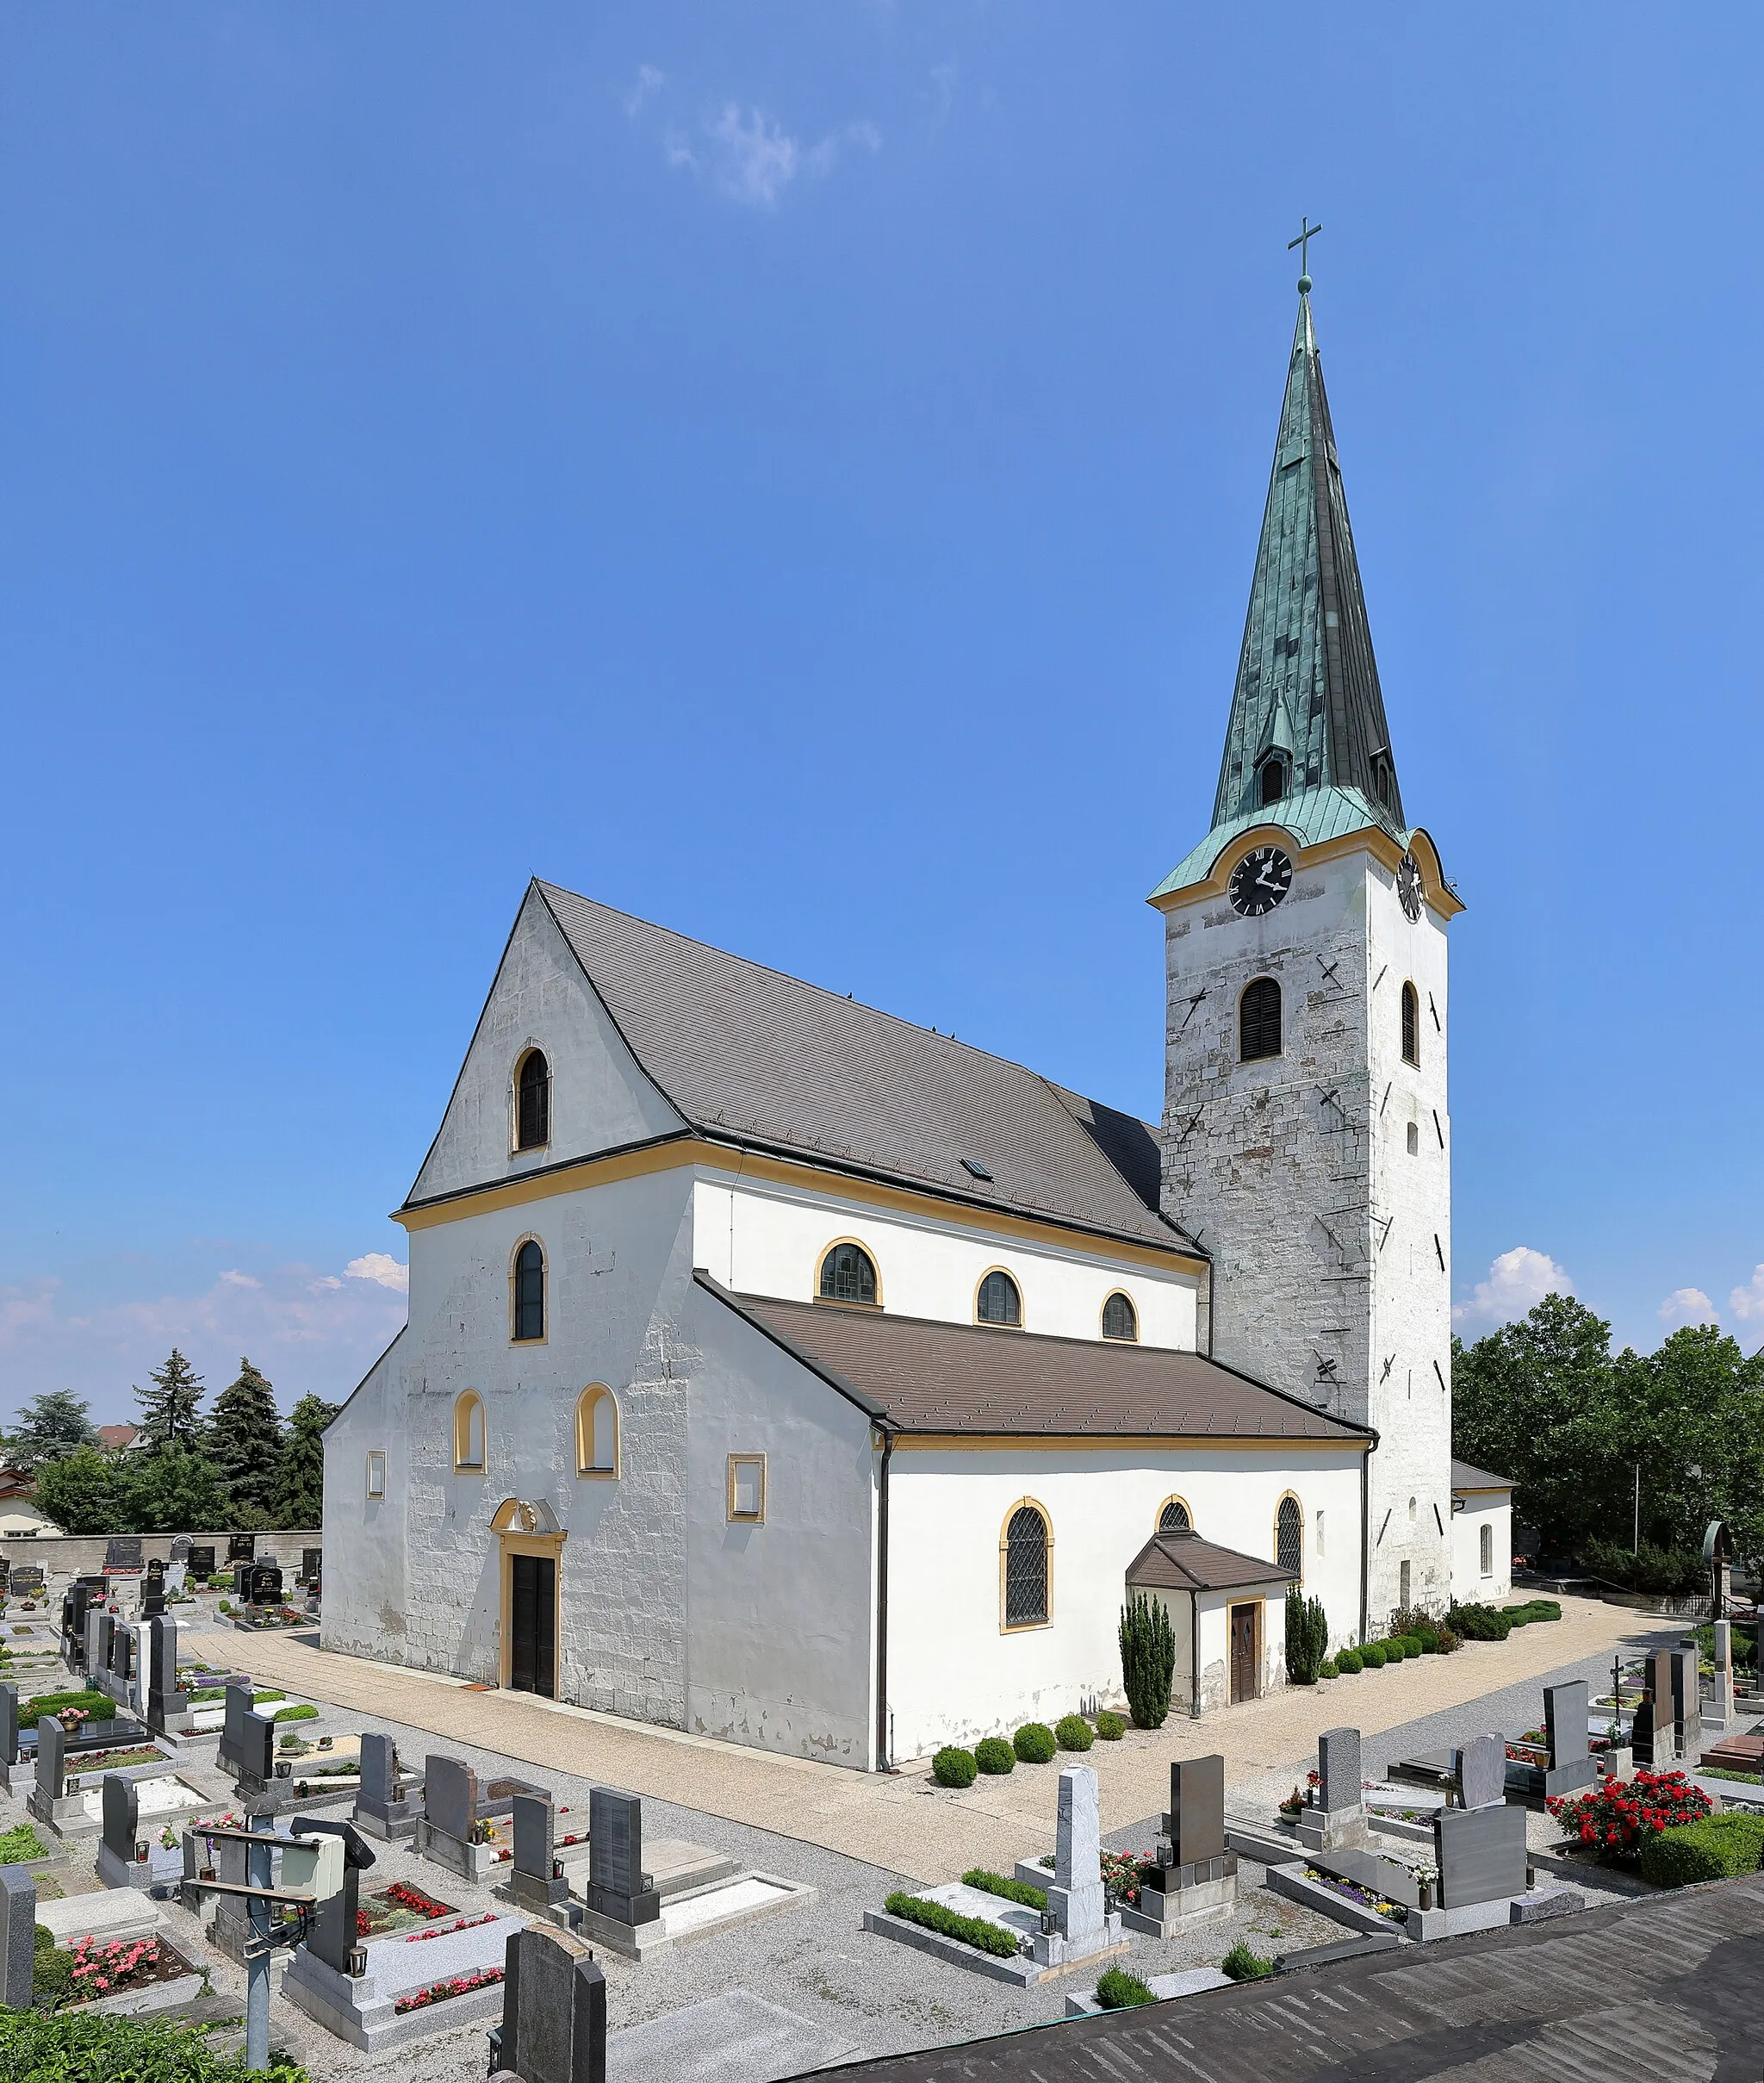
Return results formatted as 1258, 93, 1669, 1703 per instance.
1014, 1723, 1057, 1763
932, 1746, 977, 1788
1119, 1592, 1177, 1729
1283, 1589, 1330, 1684
1054, 1714, 1094, 1751
974, 1737, 1016, 1775
1319, 1657, 1339, 1680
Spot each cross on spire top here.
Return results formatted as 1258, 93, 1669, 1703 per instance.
1287, 215, 1322, 292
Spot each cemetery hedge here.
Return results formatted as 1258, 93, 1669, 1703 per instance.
1095, 1711, 1126, 1740
882, 1892, 1019, 1958
1639, 1813, 1764, 1887
962, 1868, 1047, 1911
974, 1738, 1016, 1775
0, 2005, 309, 2080
931, 1747, 977, 1788
1095, 1967, 1157, 2009
1012, 1723, 1056, 1763
1054, 1714, 1093, 1751
16, 1692, 112, 1731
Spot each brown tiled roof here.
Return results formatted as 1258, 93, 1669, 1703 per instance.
537, 883, 1192, 1256
96, 1424, 140, 1452
699, 1279, 1370, 1443
1125, 1529, 1295, 1592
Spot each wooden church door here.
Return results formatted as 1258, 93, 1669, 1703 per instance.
509, 1553, 556, 1696
1229, 1602, 1258, 1704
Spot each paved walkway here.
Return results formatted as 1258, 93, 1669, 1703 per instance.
202, 1595, 1661, 1883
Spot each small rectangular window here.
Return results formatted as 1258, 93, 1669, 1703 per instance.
366, 1451, 387, 1501
727, 1454, 766, 1523
1315, 1509, 1325, 1558
1480, 1522, 1493, 1577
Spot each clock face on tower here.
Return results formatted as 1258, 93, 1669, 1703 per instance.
1396, 853, 1424, 921
1227, 845, 1293, 917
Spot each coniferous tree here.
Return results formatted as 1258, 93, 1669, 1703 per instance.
276, 1395, 338, 1529
134, 1349, 207, 1452
207, 1359, 284, 1527
3, 1390, 98, 1471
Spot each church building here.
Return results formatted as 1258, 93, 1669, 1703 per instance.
322, 274, 1496, 1769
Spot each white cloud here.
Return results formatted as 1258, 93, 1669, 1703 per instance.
345, 1253, 410, 1295
1453, 1246, 1572, 1332
1659, 1287, 1718, 1327
929, 59, 959, 122
708, 104, 801, 207
623, 64, 665, 119
1730, 1265, 1764, 1321
219, 1269, 261, 1289
663, 128, 697, 171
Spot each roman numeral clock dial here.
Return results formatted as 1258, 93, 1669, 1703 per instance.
1227, 844, 1293, 917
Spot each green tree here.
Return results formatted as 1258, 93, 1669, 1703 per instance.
1608, 1326, 1764, 1568
120, 1444, 227, 1534
207, 1359, 284, 1526
134, 1349, 207, 1452
31, 1447, 127, 1534
1118, 1591, 1177, 1727
2, 1389, 97, 1471
276, 1395, 338, 1529
1452, 1294, 1620, 1551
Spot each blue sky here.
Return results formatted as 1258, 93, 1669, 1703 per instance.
3, 6, 1761, 1424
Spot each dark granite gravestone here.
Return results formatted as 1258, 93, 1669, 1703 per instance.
1163, 1755, 1226, 1865
0, 1557, 10, 1595
585, 1788, 659, 1929
249, 1563, 283, 1607
510, 1792, 571, 1917
227, 1533, 256, 1564
1671, 1645, 1703, 1760
140, 1585, 166, 1621
189, 1545, 216, 1581
301, 1548, 321, 1582
100, 1771, 141, 1876
494, 1926, 607, 2083
289, 1816, 376, 1974
218, 1682, 257, 1777
353, 1732, 420, 1841
145, 1616, 189, 1733
1435, 1800, 1528, 1909
1544, 1681, 1597, 1797
1453, 1732, 1506, 1811
1318, 1727, 1363, 1816
0, 1868, 32, 2011
146, 1557, 165, 1584
103, 1535, 144, 1576
34, 1711, 65, 1803
171, 1535, 191, 1562
426, 1755, 476, 1844
9, 1564, 45, 1598
0, 1685, 16, 1769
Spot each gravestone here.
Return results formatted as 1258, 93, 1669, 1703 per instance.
0, 1557, 9, 1595
354, 1733, 420, 1841
1128, 1752, 1234, 1937
301, 1547, 322, 1585
492, 1926, 607, 2083
585, 1788, 660, 1931
103, 1535, 144, 1577
145, 1557, 165, 1588
1671, 1645, 1703, 1761
95, 1769, 163, 1888
218, 1682, 275, 1793
140, 1583, 166, 1621
0, 1868, 34, 2011
1453, 1732, 1506, 1811
189, 1545, 216, 1581
1318, 1727, 1363, 1817
171, 1535, 191, 1563
426, 1754, 476, 1844
1164, 1755, 1226, 1864
1712, 1620, 1736, 1725
227, 1533, 256, 1564
1543, 1681, 1596, 1797
145, 1616, 191, 1734
0, 1684, 16, 1769
1026, 1767, 1122, 1968
249, 1563, 283, 1607
9, 1564, 44, 1600
509, 1792, 571, 1917
32, 1709, 66, 1813
1644, 1649, 1677, 1763
1435, 1800, 1527, 1909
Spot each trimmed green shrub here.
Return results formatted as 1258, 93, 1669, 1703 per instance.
0, 1824, 49, 1865
1283, 1587, 1330, 1685
1503, 1599, 1562, 1626
932, 1746, 977, 1788
1221, 1941, 1273, 1980
1054, 1713, 1094, 1752
883, 1891, 1019, 1958
3, 2003, 309, 2075
273, 1703, 318, 1723
1096, 1966, 1157, 2009
32, 1922, 72, 2011
1319, 1657, 1339, 1680
1336, 1647, 1363, 1673
962, 1868, 1047, 1911
974, 1737, 1016, 1775
1360, 1642, 1388, 1669
1095, 1710, 1126, 1740
1639, 1813, 1764, 1888
1119, 1592, 1177, 1728
1447, 1601, 1513, 1641
17, 1689, 113, 1730
1433, 1626, 1462, 1654
1379, 1638, 1406, 1662
1014, 1722, 1056, 1763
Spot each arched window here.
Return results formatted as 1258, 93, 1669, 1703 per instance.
976, 1269, 1022, 1328
1401, 982, 1419, 1066
515, 1050, 550, 1152
1258, 755, 1288, 807
575, 1386, 618, 1477
1158, 1496, 1191, 1535
1276, 1495, 1302, 1577
818, 1241, 879, 1308
1101, 1291, 1138, 1343
512, 1240, 545, 1343
1239, 977, 1282, 1062
1480, 1522, 1493, 1577
453, 1392, 486, 1472
1373, 755, 1393, 807
1001, 1501, 1051, 1628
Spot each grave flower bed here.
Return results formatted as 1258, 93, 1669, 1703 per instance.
1301, 1866, 1407, 1920
393, 1967, 504, 2015
1099, 1849, 1146, 1907
64, 1745, 165, 1774
1547, 1769, 1711, 1863
401, 1912, 498, 1943
356, 1880, 457, 1937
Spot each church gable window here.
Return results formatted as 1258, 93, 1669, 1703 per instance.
976, 1269, 1022, 1328
366, 1450, 386, 1500
1157, 1495, 1191, 1535
1276, 1494, 1302, 1578
512, 1239, 546, 1343
1239, 977, 1282, 1062
453, 1392, 486, 1472
818, 1241, 879, 1309
1401, 981, 1419, 1066
575, 1386, 618, 1477
514, 1049, 551, 1153
1101, 1291, 1138, 1342
1001, 1500, 1051, 1630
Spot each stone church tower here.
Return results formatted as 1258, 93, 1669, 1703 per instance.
1149, 272, 1463, 1633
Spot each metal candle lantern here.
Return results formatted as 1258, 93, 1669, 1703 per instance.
347, 1946, 369, 1978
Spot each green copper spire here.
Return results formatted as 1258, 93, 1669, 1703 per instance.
1210, 282, 1403, 835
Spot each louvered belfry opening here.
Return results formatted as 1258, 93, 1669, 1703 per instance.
516, 1050, 550, 1150
1401, 980, 1419, 1066
1239, 977, 1282, 1062
1004, 1506, 1048, 1626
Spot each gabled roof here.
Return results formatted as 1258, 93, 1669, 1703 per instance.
537, 882, 1194, 1258
697, 1277, 1371, 1444
1451, 1458, 1514, 1493
1125, 1529, 1295, 1593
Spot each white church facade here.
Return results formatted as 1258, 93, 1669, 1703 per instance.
321, 277, 1505, 1769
